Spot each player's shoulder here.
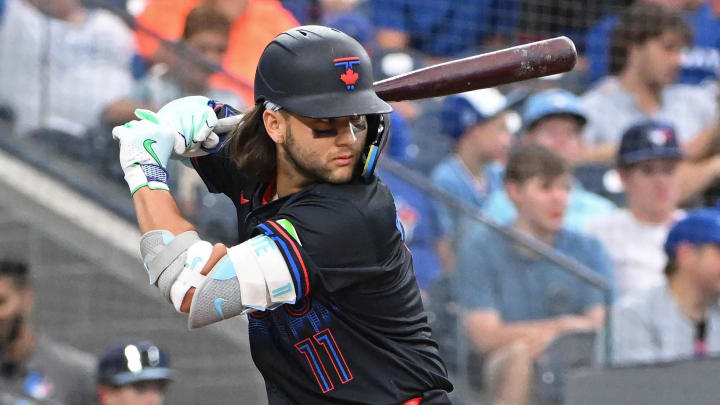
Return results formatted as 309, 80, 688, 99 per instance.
301, 177, 394, 205
283, 178, 396, 231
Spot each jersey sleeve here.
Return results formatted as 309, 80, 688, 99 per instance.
189, 148, 243, 202
254, 191, 403, 297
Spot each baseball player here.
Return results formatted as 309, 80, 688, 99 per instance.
112, 25, 453, 404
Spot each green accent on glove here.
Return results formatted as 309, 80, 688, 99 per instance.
130, 182, 148, 196
143, 139, 164, 167
135, 109, 161, 125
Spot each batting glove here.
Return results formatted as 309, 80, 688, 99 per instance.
112, 113, 176, 195
155, 96, 243, 158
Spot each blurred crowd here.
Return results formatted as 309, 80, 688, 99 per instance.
3, 0, 720, 404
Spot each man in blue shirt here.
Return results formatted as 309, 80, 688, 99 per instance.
483, 89, 615, 232
457, 145, 614, 405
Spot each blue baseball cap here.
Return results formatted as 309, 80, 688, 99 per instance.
522, 89, 587, 130
664, 208, 720, 256
98, 339, 173, 386
618, 120, 683, 167
441, 88, 510, 139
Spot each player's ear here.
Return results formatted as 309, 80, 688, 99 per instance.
263, 109, 286, 145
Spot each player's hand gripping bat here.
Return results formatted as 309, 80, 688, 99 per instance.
373, 36, 577, 102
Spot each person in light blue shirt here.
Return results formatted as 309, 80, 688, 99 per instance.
430, 88, 516, 235
458, 145, 614, 405
483, 89, 614, 232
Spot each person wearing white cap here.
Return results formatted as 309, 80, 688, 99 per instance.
429, 88, 519, 270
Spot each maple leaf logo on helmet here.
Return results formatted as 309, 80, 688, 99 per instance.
334, 57, 360, 90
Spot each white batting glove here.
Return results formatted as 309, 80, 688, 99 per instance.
112, 115, 176, 195
154, 96, 243, 158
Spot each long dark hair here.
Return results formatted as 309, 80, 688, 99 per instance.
609, 3, 692, 75
224, 103, 277, 183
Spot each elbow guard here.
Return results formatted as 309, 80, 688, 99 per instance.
140, 231, 297, 329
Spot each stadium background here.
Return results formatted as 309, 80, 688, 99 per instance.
0, 0, 718, 404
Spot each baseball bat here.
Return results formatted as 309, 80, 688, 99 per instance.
373, 36, 577, 102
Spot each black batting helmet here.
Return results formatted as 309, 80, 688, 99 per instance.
254, 25, 391, 118
255, 25, 393, 181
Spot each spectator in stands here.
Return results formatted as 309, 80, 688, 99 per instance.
585, 121, 685, 300
103, 3, 241, 127
581, 4, 718, 163
611, 207, 720, 366
370, 0, 521, 60
134, 0, 298, 106
585, 0, 719, 86
97, 339, 173, 405
457, 145, 613, 405
484, 89, 615, 232
430, 88, 516, 270
0, 0, 134, 137
0, 259, 96, 404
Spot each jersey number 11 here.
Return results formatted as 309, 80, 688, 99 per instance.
295, 328, 354, 393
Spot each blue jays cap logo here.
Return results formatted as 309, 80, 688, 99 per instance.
648, 127, 674, 146
334, 57, 360, 90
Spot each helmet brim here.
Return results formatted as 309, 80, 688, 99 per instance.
271, 89, 392, 119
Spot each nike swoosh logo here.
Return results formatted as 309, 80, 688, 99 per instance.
214, 298, 227, 319
240, 191, 250, 205
143, 139, 163, 167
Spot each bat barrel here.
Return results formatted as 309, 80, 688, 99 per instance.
373, 36, 577, 102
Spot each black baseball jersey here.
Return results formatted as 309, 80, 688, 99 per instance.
191, 151, 453, 405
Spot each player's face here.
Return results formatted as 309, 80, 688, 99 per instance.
281, 113, 368, 186
509, 173, 571, 235
526, 116, 583, 165
0, 277, 31, 342
100, 381, 167, 405
621, 158, 679, 219
635, 30, 686, 87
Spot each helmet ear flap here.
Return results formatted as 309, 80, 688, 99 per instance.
360, 113, 391, 182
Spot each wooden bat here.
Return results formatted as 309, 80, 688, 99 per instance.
373, 36, 577, 102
